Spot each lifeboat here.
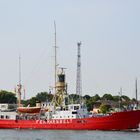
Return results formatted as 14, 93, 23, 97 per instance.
17, 107, 41, 114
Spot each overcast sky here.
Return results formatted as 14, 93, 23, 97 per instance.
0, 0, 140, 99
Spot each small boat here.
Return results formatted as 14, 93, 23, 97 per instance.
17, 107, 41, 114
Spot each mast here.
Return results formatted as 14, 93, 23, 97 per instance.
52, 22, 67, 107
53, 21, 58, 107
17, 55, 22, 107
76, 42, 82, 103
135, 78, 138, 109
54, 21, 57, 93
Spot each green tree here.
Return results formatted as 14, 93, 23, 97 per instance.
113, 95, 120, 102
99, 103, 109, 114
21, 100, 28, 107
132, 98, 136, 102
28, 97, 37, 107
102, 94, 113, 101
69, 94, 81, 103
121, 95, 130, 102
83, 95, 91, 100
0, 90, 16, 103
92, 94, 100, 102
36, 92, 53, 102
85, 98, 96, 111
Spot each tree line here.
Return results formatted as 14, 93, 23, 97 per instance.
0, 90, 137, 113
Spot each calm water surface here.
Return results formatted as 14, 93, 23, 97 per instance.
0, 129, 140, 140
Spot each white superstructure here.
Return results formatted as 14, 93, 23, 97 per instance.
45, 104, 88, 120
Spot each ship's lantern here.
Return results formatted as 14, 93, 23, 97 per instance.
57, 74, 65, 82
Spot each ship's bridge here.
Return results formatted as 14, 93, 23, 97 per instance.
68, 104, 87, 111
51, 104, 88, 120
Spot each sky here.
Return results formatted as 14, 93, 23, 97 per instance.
0, 0, 140, 99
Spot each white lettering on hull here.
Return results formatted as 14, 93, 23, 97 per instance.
36, 119, 72, 124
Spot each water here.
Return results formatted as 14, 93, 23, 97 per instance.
0, 129, 140, 140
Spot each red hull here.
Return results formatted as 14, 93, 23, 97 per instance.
0, 110, 140, 130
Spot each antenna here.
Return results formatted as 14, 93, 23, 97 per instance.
76, 42, 82, 103
19, 55, 21, 85
118, 87, 122, 111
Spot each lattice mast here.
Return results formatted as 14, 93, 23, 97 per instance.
76, 42, 82, 101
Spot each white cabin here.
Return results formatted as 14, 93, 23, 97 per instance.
0, 112, 17, 120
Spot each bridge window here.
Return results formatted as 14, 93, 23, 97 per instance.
74, 106, 79, 110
